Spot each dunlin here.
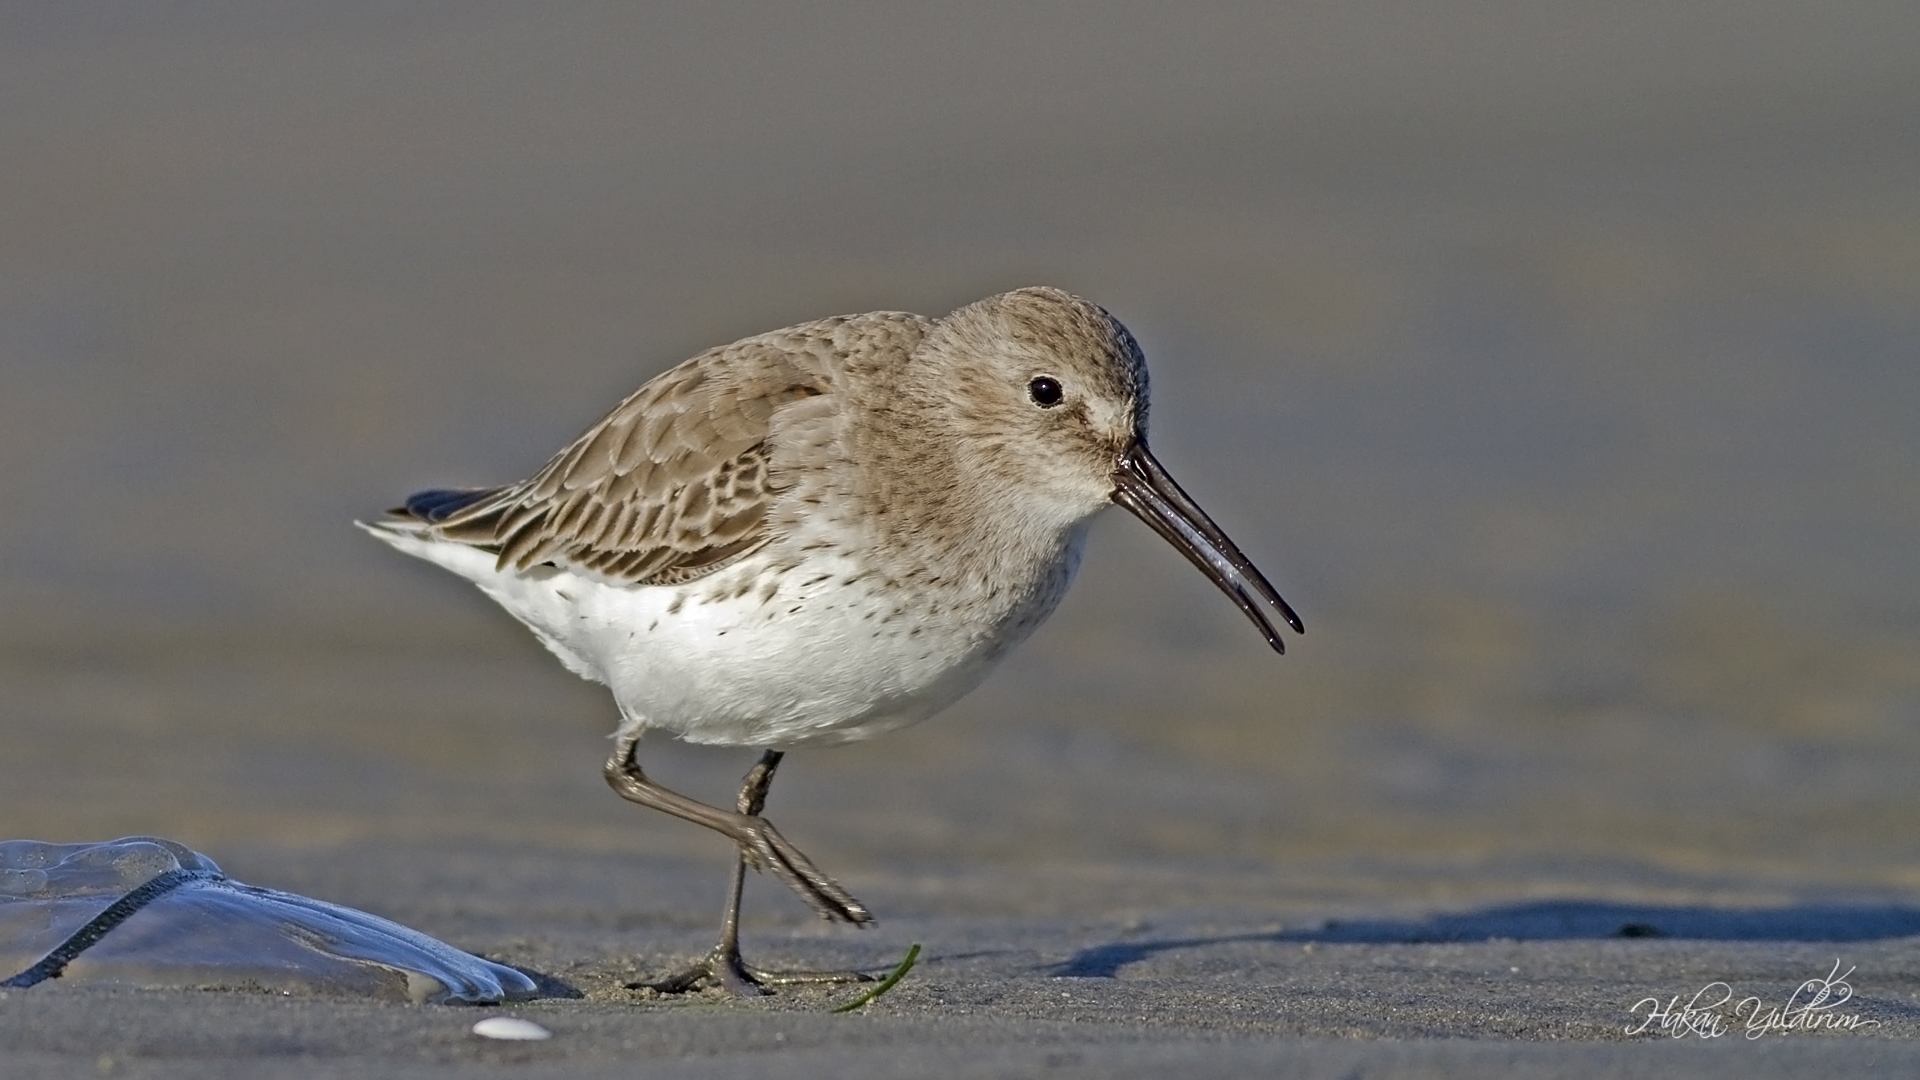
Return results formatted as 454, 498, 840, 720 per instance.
361, 287, 1301, 995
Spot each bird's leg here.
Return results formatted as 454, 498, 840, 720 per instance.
626, 746, 877, 996
603, 733, 870, 926
646, 836, 764, 995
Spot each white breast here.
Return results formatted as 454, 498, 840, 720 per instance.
373, 524, 1084, 748
366, 512, 1087, 749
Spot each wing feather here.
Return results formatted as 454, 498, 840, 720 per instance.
403, 313, 928, 585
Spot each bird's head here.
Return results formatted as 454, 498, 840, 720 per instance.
925, 286, 1302, 652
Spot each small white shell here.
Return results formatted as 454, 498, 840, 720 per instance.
471, 1017, 552, 1041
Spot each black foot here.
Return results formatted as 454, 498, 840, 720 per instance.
634, 943, 875, 998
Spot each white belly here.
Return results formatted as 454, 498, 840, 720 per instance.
373, 526, 1078, 748
580, 554, 1018, 747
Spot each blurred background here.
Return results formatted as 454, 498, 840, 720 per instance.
2, 2, 1917, 932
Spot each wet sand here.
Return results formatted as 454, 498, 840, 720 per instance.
5, 3, 1920, 1075
6, 921, 1920, 1077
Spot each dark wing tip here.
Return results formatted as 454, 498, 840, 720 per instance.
398, 487, 500, 523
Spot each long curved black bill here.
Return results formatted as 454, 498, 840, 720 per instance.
1111, 441, 1303, 654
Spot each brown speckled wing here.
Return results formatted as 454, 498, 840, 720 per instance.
420, 313, 925, 585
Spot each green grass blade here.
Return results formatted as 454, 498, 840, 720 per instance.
830, 943, 921, 1013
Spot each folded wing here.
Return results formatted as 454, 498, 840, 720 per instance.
400, 324, 857, 586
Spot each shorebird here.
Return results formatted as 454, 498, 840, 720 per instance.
361, 287, 1301, 995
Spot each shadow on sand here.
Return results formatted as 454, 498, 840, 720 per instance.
1051, 900, 1920, 978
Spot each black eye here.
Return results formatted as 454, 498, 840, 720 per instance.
1028, 375, 1064, 408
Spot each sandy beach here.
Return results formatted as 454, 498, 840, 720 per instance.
4, 3, 1920, 1075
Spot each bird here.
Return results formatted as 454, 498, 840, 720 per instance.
360, 286, 1302, 995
